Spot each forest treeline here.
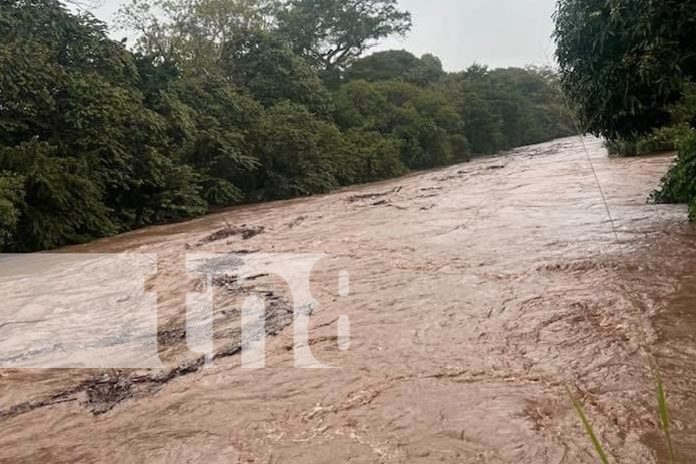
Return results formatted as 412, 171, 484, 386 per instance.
0, 0, 575, 251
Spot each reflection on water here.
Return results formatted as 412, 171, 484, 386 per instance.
1, 137, 695, 463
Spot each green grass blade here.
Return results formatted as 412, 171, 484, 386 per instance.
652, 365, 676, 463
566, 387, 610, 464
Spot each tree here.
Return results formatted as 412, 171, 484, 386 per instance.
277, 0, 411, 72
554, 0, 696, 139
0, 173, 25, 249
487, 67, 575, 147
0, 0, 137, 248
254, 102, 342, 198
339, 130, 405, 183
0, 0, 225, 249
153, 73, 263, 209
332, 79, 391, 131
0, 141, 117, 250
116, 0, 278, 74
221, 32, 332, 114
344, 50, 444, 86
415, 54, 446, 86
440, 68, 505, 154
0, 0, 580, 251
334, 79, 466, 168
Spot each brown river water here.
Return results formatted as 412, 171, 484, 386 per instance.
1, 136, 696, 463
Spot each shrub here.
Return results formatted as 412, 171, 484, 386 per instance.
606, 124, 694, 157
653, 132, 696, 219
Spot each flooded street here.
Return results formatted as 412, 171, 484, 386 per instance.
2, 136, 696, 463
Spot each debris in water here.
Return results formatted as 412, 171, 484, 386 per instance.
0, 285, 297, 420
85, 372, 134, 415
197, 224, 265, 245
287, 215, 307, 229
346, 187, 402, 203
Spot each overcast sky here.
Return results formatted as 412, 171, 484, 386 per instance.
85, 0, 559, 71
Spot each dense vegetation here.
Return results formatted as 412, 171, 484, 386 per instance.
554, 0, 696, 218
603, 85, 696, 157
0, 0, 575, 251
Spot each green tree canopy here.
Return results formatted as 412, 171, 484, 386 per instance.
277, 0, 411, 72
117, 0, 279, 75
554, 0, 696, 139
344, 50, 445, 86
222, 32, 332, 114
0, 0, 576, 251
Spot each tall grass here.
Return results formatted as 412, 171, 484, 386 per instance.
651, 362, 676, 463
566, 386, 610, 464
567, 362, 677, 464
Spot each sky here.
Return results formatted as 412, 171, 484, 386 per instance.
84, 0, 559, 71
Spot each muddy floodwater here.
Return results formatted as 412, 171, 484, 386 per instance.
2, 136, 696, 463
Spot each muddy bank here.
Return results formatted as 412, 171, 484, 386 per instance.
1, 137, 695, 463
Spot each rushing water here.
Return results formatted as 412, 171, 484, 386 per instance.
1, 136, 696, 463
